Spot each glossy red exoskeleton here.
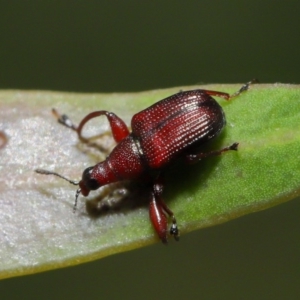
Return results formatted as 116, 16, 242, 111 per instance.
36, 80, 255, 243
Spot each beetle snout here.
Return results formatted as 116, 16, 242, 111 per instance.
79, 180, 90, 196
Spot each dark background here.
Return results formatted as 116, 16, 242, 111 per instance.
1, 1, 300, 299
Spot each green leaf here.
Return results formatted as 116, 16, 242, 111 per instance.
0, 84, 299, 279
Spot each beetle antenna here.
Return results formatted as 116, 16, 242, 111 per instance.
35, 169, 79, 186
73, 188, 81, 212
35, 169, 82, 212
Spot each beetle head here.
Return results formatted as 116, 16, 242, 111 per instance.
79, 166, 101, 196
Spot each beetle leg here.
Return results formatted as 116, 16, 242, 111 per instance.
52, 108, 130, 143
149, 179, 179, 243
185, 142, 239, 164
149, 191, 168, 244
203, 79, 258, 100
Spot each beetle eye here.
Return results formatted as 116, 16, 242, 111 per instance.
86, 178, 100, 190
82, 167, 100, 190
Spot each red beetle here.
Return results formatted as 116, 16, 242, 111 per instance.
36, 80, 255, 243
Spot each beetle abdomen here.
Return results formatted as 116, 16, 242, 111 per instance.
132, 90, 225, 168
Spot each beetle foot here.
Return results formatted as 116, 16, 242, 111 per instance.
52, 108, 77, 131
229, 142, 239, 151
229, 79, 258, 98
170, 217, 180, 241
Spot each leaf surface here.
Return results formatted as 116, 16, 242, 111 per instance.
0, 84, 299, 279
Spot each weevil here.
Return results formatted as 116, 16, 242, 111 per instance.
36, 80, 256, 243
